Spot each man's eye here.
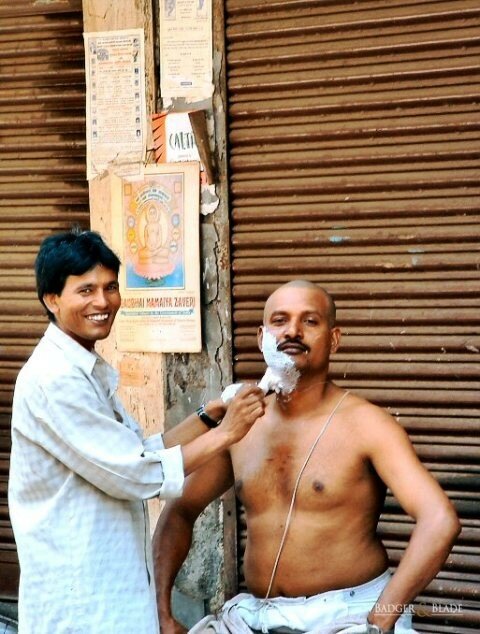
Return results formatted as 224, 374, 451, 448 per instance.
305, 318, 319, 325
79, 288, 91, 295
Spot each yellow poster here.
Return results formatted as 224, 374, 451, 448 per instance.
111, 163, 201, 352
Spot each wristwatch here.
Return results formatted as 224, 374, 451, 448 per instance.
196, 404, 221, 429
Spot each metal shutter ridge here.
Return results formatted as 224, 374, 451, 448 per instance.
226, 1, 480, 632
0, 0, 88, 598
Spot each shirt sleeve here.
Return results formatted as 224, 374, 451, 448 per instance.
142, 432, 166, 452
15, 371, 185, 501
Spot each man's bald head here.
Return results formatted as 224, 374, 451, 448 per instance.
264, 280, 337, 328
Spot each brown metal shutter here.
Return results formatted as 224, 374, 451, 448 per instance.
0, 0, 88, 598
226, 1, 480, 632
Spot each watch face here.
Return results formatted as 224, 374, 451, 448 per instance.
367, 625, 383, 634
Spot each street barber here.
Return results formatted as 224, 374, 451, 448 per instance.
153, 280, 460, 634
8, 228, 265, 634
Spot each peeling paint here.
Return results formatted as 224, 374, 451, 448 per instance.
201, 184, 220, 216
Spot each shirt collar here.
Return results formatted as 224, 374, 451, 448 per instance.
43, 324, 119, 396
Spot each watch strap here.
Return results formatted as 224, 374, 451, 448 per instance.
196, 404, 221, 429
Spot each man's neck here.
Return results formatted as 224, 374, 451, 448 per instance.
275, 375, 333, 419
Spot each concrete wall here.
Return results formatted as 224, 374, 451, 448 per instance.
161, 1, 234, 624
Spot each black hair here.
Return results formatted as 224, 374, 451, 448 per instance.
35, 227, 121, 322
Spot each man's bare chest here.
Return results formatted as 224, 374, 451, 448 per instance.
232, 420, 375, 514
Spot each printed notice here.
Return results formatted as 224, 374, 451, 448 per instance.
111, 163, 201, 352
152, 111, 219, 214
84, 29, 147, 180
160, 0, 213, 102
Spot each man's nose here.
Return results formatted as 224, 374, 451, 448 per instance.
92, 290, 109, 308
284, 319, 303, 339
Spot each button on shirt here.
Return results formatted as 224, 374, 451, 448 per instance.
8, 324, 185, 634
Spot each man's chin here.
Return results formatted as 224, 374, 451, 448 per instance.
94, 326, 114, 341
85, 323, 114, 342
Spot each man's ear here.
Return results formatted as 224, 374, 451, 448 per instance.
257, 325, 264, 352
42, 293, 60, 317
330, 327, 341, 354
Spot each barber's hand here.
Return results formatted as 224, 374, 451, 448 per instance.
160, 615, 187, 634
204, 397, 227, 422
217, 384, 265, 443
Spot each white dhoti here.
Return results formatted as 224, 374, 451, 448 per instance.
188, 571, 418, 634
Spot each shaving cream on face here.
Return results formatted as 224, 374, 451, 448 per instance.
258, 328, 300, 394
220, 329, 300, 402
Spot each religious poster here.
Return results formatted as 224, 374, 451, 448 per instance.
159, 0, 213, 103
84, 29, 147, 180
111, 163, 201, 352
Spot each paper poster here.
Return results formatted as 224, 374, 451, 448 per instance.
111, 163, 201, 352
160, 0, 213, 102
152, 112, 219, 214
84, 29, 147, 180
152, 112, 201, 164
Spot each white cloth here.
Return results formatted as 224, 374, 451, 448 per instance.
188, 571, 418, 633
9, 323, 185, 634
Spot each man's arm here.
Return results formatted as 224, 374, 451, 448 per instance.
161, 398, 227, 448
19, 370, 262, 501
152, 452, 234, 634
178, 385, 264, 476
359, 405, 461, 631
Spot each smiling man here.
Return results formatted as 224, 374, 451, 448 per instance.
8, 229, 265, 634
153, 281, 460, 634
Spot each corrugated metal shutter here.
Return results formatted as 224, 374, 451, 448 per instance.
0, 0, 88, 598
225, 1, 480, 632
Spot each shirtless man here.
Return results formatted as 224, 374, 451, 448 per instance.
153, 281, 460, 634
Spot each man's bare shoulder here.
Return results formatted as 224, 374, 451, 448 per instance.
341, 391, 410, 449
342, 390, 391, 421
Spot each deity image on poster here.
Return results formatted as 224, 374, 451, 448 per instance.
123, 175, 185, 289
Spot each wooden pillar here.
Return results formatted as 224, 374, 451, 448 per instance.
82, 0, 164, 527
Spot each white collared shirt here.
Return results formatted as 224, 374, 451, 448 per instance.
9, 324, 184, 634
